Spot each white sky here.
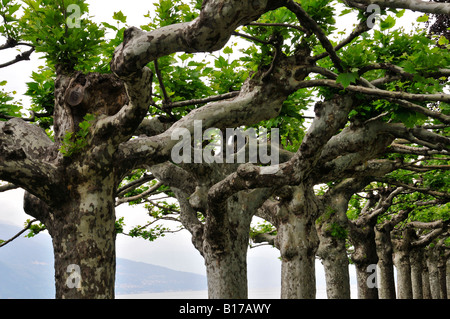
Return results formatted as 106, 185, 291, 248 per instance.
0, 0, 422, 295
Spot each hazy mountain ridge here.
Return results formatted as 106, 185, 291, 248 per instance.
0, 223, 206, 298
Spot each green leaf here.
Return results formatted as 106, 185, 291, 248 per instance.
336, 72, 359, 89
417, 14, 429, 23
438, 35, 449, 46
113, 11, 127, 23
223, 46, 233, 55
380, 16, 396, 30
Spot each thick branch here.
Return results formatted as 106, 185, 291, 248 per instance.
95, 66, 154, 145
110, 0, 285, 76
0, 119, 59, 203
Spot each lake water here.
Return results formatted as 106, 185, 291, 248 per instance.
116, 286, 359, 299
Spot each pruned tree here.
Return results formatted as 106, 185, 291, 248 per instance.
1, 0, 450, 299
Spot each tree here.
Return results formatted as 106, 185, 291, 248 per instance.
1, 0, 450, 299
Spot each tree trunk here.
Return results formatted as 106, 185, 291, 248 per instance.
319, 246, 351, 299
410, 248, 424, 299
447, 259, 450, 300
393, 249, 413, 299
422, 257, 432, 299
350, 227, 379, 299
375, 226, 396, 299
317, 219, 350, 299
354, 263, 379, 299
24, 178, 117, 299
277, 185, 320, 299
438, 253, 447, 299
203, 196, 253, 299
427, 249, 441, 299
278, 215, 318, 299
204, 244, 248, 299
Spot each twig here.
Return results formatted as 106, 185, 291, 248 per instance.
0, 47, 35, 69
246, 22, 308, 34
232, 31, 269, 45
0, 219, 38, 248
166, 91, 240, 109
286, 0, 343, 72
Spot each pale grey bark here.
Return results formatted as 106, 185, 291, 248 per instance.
375, 225, 396, 299
110, 0, 285, 76
392, 241, 413, 299
423, 258, 432, 299
317, 178, 370, 299
427, 248, 441, 299
277, 185, 320, 299
410, 248, 425, 299
447, 258, 450, 299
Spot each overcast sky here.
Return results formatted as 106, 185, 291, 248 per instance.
0, 0, 421, 294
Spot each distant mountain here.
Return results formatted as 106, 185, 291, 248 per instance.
0, 223, 206, 299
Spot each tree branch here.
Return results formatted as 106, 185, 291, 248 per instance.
0, 219, 38, 248
110, 0, 286, 76
0, 119, 59, 203
285, 0, 343, 72
0, 47, 35, 69
295, 79, 450, 103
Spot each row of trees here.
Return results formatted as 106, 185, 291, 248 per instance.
0, 0, 449, 299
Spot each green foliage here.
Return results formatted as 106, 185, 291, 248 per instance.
250, 220, 277, 244
20, 0, 105, 71
336, 71, 359, 89
24, 219, 46, 238
0, 0, 22, 40
115, 217, 125, 235
59, 113, 95, 157
0, 81, 22, 119
25, 66, 55, 129
128, 224, 170, 242
329, 222, 348, 240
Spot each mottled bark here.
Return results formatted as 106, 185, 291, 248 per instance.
422, 260, 432, 299
375, 226, 396, 299
317, 235, 350, 299
317, 179, 367, 299
276, 185, 320, 299
393, 249, 413, 299
203, 198, 253, 299
24, 177, 117, 299
165, 162, 272, 299
427, 248, 441, 299
349, 223, 379, 299
110, 0, 285, 76
410, 248, 424, 299
437, 251, 448, 299
392, 228, 416, 299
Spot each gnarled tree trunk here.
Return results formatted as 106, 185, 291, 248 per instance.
375, 226, 396, 299
410, 248, 424, 299
277, 185, 320, 299
203, 198, 254, 299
